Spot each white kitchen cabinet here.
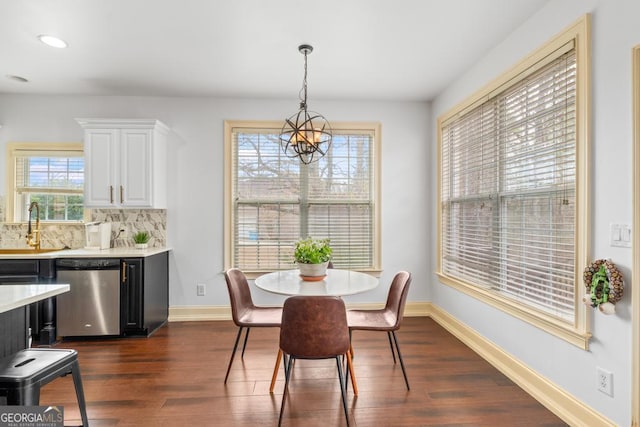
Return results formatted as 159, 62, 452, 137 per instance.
76, 119, 169, 208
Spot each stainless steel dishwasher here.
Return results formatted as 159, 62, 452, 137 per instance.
56, 258, 121, 337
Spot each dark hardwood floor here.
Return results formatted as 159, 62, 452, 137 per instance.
40, 317, 567, 426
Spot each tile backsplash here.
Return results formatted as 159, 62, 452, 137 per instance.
92, 208, 166, 248
0, 196, 166, 249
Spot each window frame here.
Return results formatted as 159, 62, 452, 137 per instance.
436, 15, 591, 349
224, 120, 382, 277
6, 142, 88, 224
631, 43, 640, 426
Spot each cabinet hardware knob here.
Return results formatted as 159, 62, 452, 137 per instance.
122, 261, 127, 282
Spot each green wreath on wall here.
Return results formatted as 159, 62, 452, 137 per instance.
582, 259, 624, 315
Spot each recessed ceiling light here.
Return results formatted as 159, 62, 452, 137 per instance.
37, 34, 68, 48
6, 75, 29, 83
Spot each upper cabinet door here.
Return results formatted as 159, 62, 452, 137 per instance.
120, 129, 152, 207
83, 128, 119, 207
77, 119, 169, 209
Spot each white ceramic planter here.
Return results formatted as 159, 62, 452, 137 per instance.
297, 261, 329, 278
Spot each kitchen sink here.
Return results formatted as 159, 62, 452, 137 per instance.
0, 248, 65, 255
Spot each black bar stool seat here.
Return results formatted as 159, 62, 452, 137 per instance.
0, 348, 89, 426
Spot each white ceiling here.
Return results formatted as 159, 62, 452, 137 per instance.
0, 0, 549, 102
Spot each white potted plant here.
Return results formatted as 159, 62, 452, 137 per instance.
294, 237, 333, 279
133, 231, 150, 249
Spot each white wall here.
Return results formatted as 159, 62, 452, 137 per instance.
0, 94, 432, 308
8, 1, 636, 422
430, 1, 639, 425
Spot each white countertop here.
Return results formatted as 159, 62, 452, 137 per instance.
56, 247, 170, 258
0, 284, 70, 314
0, 247, 171, 259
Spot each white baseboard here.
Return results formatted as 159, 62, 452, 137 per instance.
168, 301, 613, 426
427, 304, 615, 427
168, 305, 230, 321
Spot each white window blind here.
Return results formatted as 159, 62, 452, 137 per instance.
441, 47, 577, 322
11, 145, 84, 222
229, 123, 378, 272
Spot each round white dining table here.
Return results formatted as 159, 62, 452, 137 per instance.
254, 268, 378, 296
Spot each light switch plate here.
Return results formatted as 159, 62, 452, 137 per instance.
610, 223, 631, 248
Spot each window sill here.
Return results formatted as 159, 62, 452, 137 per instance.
436, 272, 591, 350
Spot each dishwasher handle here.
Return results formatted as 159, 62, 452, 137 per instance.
56, 258, 121, 270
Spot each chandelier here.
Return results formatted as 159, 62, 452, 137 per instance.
280, 44, 332, 164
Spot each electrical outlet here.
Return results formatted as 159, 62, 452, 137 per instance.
597, 367, 613, 396
118, 224, 127, 238
197, 283, 206, 296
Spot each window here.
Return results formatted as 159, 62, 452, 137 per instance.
437, 16, 590, 348
224, 121, 381, 274
7, 143, 85, 222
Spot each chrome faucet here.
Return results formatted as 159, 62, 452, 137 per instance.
26, 201, 41, 250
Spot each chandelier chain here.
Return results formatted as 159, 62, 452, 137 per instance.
299, 50, 308, 109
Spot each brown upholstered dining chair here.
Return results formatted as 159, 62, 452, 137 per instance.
347, 270, 412, 390
224, 268, 282, 384
278, 296, 354, 427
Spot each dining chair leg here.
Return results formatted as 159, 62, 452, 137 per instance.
391, 331, 410, 390
241, 327, 251, 358
270, 349, 283, 393
349, 330, 355, 358
224, 326, 244, 384
278, 355, 295, 427
282, 352, 290, 377
335, 356, 351, 426
387, 331, 397, 364
345, 351, 358, 396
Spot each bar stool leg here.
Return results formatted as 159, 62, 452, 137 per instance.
71, 361, 90, 427
6, 384, 39, 406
